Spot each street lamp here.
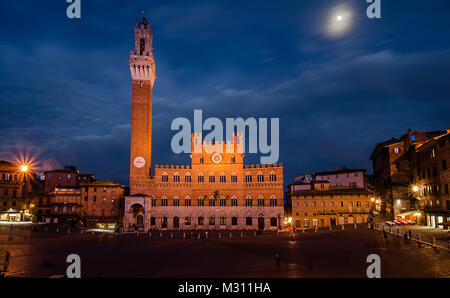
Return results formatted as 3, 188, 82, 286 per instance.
20, 165, 29, 172
412, 186, 419, 192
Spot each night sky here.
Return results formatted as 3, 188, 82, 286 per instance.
1, 0, 449, 187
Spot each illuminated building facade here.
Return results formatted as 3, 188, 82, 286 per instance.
47, 187, 82, 224
411, 128, 450, 228
124, 16, 284, 231
370, 129, 445, 217
0, 157, 38, 222
288, 179, 374, 228
81, 181, 126, 230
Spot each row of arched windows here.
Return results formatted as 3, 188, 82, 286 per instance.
150, 216, 278, 228
148, 195, 278, 207
161, 172, 277, 183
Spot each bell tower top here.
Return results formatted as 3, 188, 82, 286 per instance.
129, 11, 156, 86
134, 11, 153, 55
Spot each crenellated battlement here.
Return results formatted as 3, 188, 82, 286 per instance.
192, 132, 244, 154
244, 163, 283, 169
155, 165, 191, 170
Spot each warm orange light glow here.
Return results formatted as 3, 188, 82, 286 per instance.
21, 165, 29, 172
412, 186, 419, 192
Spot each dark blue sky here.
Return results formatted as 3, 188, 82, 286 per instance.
0, 0, 449, 186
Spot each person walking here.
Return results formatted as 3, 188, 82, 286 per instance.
3, 251, 10, 272
274, 253, 280, 271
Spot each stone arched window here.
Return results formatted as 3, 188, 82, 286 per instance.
220, 216, 226, 226
269, 171, 276, 182
231, 172, 237, 183
185, 173, 191, 183
270, 195, 277, 206
245, 172, 252, 183
220, 172, 226, 183
220, 196, 226, 206
185, 216, 191, 226
270, 217, 277, 227
198, 173, 204, 183
173, 195, 180, 206
245, 195, 253, 207
162, 172, 169, 183
161, 195, 168, 206
209, 172, 215, 183
258, 195, 264, 207
185, 196, 191, 206
257, 172, 264, 182
231, 195, 238, 206
198, 216, 204, 225
173, 172, 180, 183
140, 38, 145, 54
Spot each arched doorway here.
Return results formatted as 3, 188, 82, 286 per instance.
136, 215, 144, 226
173, 217, 180, 229
130, 203, 145, 230
258, 217, 265, 230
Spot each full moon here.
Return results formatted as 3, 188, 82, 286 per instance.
326, 5, 353, 37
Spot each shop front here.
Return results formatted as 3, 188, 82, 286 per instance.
0, 209, 23, 222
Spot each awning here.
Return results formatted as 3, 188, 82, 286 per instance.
396, 211, 418, 217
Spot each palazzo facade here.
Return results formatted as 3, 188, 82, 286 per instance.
124, 16, 284, 231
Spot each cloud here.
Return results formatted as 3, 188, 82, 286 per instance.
1, 0, 450, 186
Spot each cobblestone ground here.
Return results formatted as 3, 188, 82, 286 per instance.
0, 225, 449, 278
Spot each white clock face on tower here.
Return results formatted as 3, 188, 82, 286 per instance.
133, 156, 146, 168
211, 153, 223, 164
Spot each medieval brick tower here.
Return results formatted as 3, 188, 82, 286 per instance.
129, 15, 156, 194
124, 16, 284, 231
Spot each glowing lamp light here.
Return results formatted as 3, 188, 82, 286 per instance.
412, 186, 419, 192
20, 165, 29, 172
337, 15, 343, 21
288, 217, 292, 224
371, 198, 375, 202
414, 213, 421, 217
375, 200, 380, 204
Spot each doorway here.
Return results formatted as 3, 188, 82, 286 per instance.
258, 217, 265, 230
